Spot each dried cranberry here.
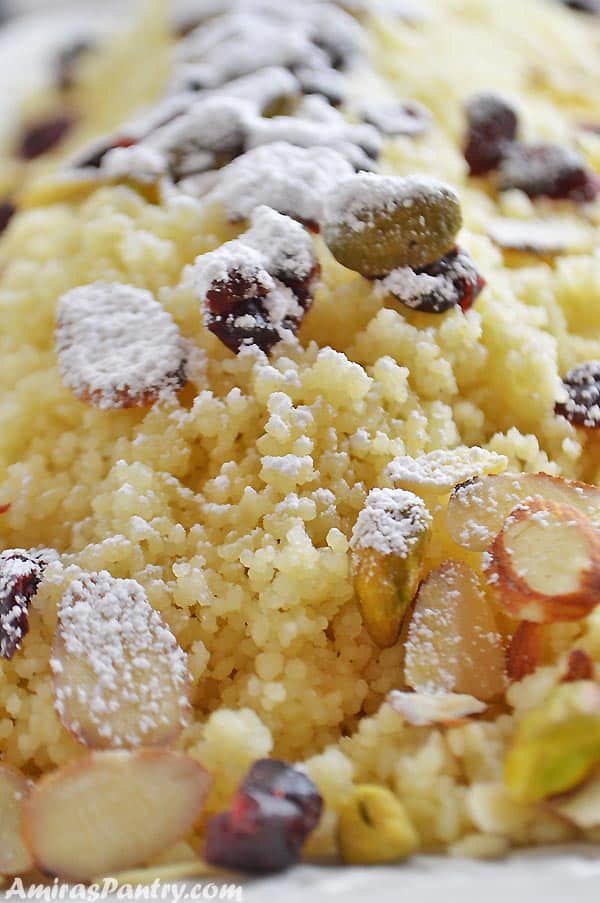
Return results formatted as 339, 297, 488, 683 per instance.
56, 39, 94, 92
0, 551, 45, 660
0, 504, 10, 515
384, 248, 485, 315
205, 759, 323, 874
559, 0, 599, 11
18, 113, 76, 161
555, 361, 600, 428
0, 200, 16, 235
498, 142, 600, 202
464, 93, 519, 176
561, 649, 594, 683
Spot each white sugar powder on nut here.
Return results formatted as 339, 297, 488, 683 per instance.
100, 145, 167, 184
387, 690, 486, 726
56, 282, 187, 410
387, 447, 508, 493
51, 570, 191, 748
350, 488, 432, 558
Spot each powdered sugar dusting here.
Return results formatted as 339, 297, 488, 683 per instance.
488, 218, 593, 255
350, 488, 431, 558
556, 361, 600, 429
56, 282, 188, 410
387, 690, 486, 726
51, 570, 191, 748
0, 550, 45, 660
388, 447, 508, 493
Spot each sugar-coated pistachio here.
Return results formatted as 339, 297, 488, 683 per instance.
337, 785, 419, 864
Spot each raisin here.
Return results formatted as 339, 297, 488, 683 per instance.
414, 248, 485, 313
555, 361, 600, 428
380, 247, 485, 314
56, 40, 94, 92
0, 551, 45, 660
205, 759, 323, 874
0, 201, 16, 235
464, 93, 518, 176
561, 649, 594, 683
559, 0, 599, 11
498, 142, 600, 202
18, 113, 76, 161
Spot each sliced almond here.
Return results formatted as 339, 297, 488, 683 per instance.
447, 472, 600, 552
387, 447, 507, 498
387, 690, 486, 726
551, 772, 600, 829
488, 218, 593, 256
51, 570, 191, 750
0, 765, 34, 876
483, 499, 600, 623
22, 750, 211, 881
506, 621, 542, 682
404, 560, 505, 700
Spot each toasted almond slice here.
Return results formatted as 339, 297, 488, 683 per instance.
447, 472, 600, 552
22, 750, 211, 881
93, 860, 239, 886
0, 765, 34, 876
51, 571, 191, 750
387, 447, 507, 498
551, 772, 600, 829
488, 218, 593, 256
404, 560, 505, 700
387, 690, 486, 726
506, 621, 542, 682
483, 499, 600, 623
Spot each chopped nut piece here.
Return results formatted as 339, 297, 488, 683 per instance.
0, 765, 34, 876
555, 361, 600, 429
487, 218, 593, 256
387, 447, 507, 498
483, 499, 600, 623
506, 622, 542, 682
387, 690, 486, 726
404, 560, 505, 700
359, 98, 432, 138
562, 649, 594, 683
505, 681, 600, 803
350, 488, 431, 647
0, 550, 45, 660
321, 173, 462, 278
337, 785, 418, 864
56, 282, 188, 410
447, 472, 600, 552
51, 570, 191, 749
22, 750, 211, 881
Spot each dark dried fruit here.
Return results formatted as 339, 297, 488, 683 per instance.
562, 649, 594, 683
498, 143, 600, 202
559, 0, 599, 11
464, 93, 519, 176
18, 114, 76, 161
380, 247, 485, 314
0, 551, 45, 660
0, 504, 10, 515
56, 40, 94, 92
0, 200, 16, 235
205, 759, 323, 874
555, 362, 600, 429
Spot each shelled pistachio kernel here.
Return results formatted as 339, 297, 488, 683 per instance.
505, 681, 600, 804
337, 785, 419, 865
350, 488, 431, 648
321, 172, 462, 278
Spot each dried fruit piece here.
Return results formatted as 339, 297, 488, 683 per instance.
505, 681, 600, 803
56, 282, 187, 409
562, 649, 594, 683
483, 499, 600, 623
506, 622, 542, 682
55, 39, 94, 92
0, 765, 34, 876
463, 93, 518, 177
0, 550, 45, 660
190, 205, 319, 355
51, 570, 191, 749
0, 200, 16, 235
555, 361, 600, 429
337, 785, 418, 864
559, 0, 600, 11
350, 488, 431, 647
447, 472, 600, 552
22, 750, 211, 881
360, 98, 432, 138
487, 218, 593, 257
377, 247, 485, 314
322, 173, 462, 278
404, 560, 505, 700
18, 113, 76, 161
387, 446, 507, 498
206, 759, 322, 874
387, 690, 486, 726
498, 143, 600, 203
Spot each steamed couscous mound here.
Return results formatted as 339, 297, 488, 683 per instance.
1, 0, 600, 874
